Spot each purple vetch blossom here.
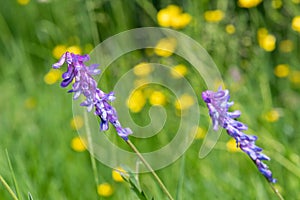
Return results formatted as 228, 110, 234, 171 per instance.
52, 52, 132, 140
202, 87, 276, 183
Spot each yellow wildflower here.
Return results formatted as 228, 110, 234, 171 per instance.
292, 16, 300, 33
274, 64, 289, 78
290, 70, 300, 84
175, 94, 195, 110
133, 62, 153, 76
257, 28, 276, 52
226, 138, 241, 152
225, 24, 236, 34
127, 89, 146, 113
17, 0, 30, 5
272, 0, 282, 9
24, 97, 37, 109
112, 167, 128, 182
157, 5, 192, 29
44, 69, 62, 85
149, 91, 166, 106
154, 38, 177, 57
279, 40, 293, 53
171, 13, 192, 29
265, 109, 280, 122
238, 0, 262, 8
134, 78, 148, 88
194, 126, 206, 139
170, 64, 188, 78
66, 45, 82, 55
204, 10, 224, 23
97, 183, 113, 197
52, 45, 67, 59
70, 116, 84, 130
71, 136, 86, 152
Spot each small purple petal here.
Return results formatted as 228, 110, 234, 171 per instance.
52, 53, 66, 69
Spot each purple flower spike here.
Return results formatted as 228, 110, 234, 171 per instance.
52, 52, 132, 140
202, 87, 276, 183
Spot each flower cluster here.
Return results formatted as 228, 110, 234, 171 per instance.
202, 87, 276, 183
52, 52, 132, 140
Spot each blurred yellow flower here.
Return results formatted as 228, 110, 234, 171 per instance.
292, 0, 300, 3
279, 40, 293, 53
170, 64, 188, 78
171, 13, 192, 29
257, 28, 276, 52
204, 10, 224, 23
154, 38, 177, 57
272, 0, 282, 9
70, 116, 84, 130
292, 16, 300, 33
44, 69, 62, 85
134, 78, 148, 88
213, 81, 226, 91
66, 45, 82, 55
97, 183, 113, 197
17, 0, 30, 5
238, 0, 262, 8
52, 45, 67, 59
194, 126, 206, 139
265, 109, 280, 122
157, 5, 192, 29
24, 97, 37, 109
290, 70, 300, 84
133, 62, 153, 76
257, 28, 268, 37
225, 24, 236, 34
127, 89, 146, 113
112, 167, 128, 182
71, 136, 86, 152
175, 94, 195, 110
226, 138, 241, 152
274, 64, 290, 78
149, 91, 166, 106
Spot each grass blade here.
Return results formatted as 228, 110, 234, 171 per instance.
5, 149, 22, 200
0, 175, 19, 200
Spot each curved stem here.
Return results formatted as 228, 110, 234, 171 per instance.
0, 175, 19, 200
126, 140, 174, 200
270, 183, 284, 200
83, 111, 100, 199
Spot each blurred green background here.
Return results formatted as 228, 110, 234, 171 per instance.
1, 0, 300, 199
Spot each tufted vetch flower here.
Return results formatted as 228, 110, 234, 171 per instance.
52, 52, 132, 140
202, 87, 276, 183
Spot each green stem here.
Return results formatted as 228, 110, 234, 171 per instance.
83, 111, 100, 198
0, 175, 19, 200
270, 183, 284, 200
126, 140, 174, 200
5, 150, 22, 200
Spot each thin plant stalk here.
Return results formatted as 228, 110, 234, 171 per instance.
270, 183, 284, 200
5, 150, 22, 200
0, 175, 19, 200
126, 140, 174, 200
83, 110, 100, 198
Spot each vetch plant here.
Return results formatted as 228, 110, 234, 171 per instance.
202, 87, 284, 199
52, 52, 174, 200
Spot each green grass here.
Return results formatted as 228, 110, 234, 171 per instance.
1, 0, 300, 199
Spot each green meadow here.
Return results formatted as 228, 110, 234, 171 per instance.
1, 0, 300, 199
